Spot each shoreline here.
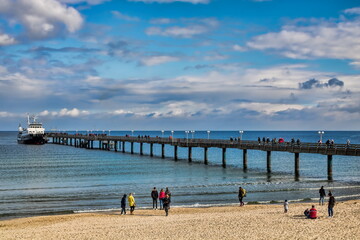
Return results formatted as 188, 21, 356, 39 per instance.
1, 199, 359, 239
2, 195, 360, 221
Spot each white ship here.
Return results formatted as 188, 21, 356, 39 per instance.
17, 115, 47, 144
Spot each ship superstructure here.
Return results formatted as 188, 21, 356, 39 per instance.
17, 115, 47, 144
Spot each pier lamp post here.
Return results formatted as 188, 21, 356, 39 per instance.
207, 130, 210, 139
161, 130, 164, 138
87, 130, 89, 135
239, 130, 244, 141
108, 130, 111, 136
185, 131, 189, 141
171, 130, 174, 138
191, 130, 195, 139
131, 130, 134, 136
318, 131, 324, 143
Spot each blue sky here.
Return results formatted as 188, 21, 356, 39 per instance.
0, 0, 359, 131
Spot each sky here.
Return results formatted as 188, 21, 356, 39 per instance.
0, 0, 359, 131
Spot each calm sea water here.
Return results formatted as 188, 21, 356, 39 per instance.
1, 131, 360, 219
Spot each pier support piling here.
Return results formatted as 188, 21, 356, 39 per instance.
267, 151, 272, 173
150, 143, 153, 157
140, 142, 143, 155
243, 149, 248, 172
174, 146, 178, 160
222, 148, 227, 168
327, 155, 333, 181
188, 147, 192, 162
204, 147, 208, 165
122, 142, 125, 153
295, 152, 300, 180
114, 141, 118, 152
131, 142, 134, 154
161, 144, 165, 158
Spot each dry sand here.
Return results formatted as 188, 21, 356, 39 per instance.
1, 200, 360, 240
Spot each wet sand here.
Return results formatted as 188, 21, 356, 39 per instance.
1, 200, 359, 240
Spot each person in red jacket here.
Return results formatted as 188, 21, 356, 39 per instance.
159, 189, 165, 210
309, 205, 317, 219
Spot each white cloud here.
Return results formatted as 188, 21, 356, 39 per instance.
0, 33, 16, 45
344, 7, 360, 15
128, 0, 210, 4
39, 108, 89, 117
140, 55, 179, 66
0, 0, 83, 40
0, 112, 16, 118
232, 44, 246, 52
247, 13, 360, 64
112, 11, 140, 22
150, 18, 172, 24
59, 0, 110, 5
146, 25, 209, 38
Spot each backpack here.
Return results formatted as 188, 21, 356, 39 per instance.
241, 188, 247, 197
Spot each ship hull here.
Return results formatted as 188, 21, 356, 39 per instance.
17, 134, 47, 145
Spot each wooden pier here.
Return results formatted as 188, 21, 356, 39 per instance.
47, 133, 360, 181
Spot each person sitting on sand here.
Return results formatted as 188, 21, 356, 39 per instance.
304, 208, 310, 218
309, 205, 317, 219
163, 194, 171, 216
128, 193, 136, 215
121, 194, 127, 215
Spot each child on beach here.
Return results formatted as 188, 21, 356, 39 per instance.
284, 200, 289, 213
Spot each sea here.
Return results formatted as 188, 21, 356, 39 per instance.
1, 131, 360, 220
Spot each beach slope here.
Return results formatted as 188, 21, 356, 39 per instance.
1, 201, 359, 240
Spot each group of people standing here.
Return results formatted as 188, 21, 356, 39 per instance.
287, 186, 336, 219
151, 187, 172, 216
120, 187, 172, 216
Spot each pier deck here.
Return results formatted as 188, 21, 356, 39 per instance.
47, 133, 360, 181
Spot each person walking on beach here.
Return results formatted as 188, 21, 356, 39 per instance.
163, 194, 171, 216
284, 200, 289, 213
121, 194, 127, 215
159, 189, 165, 210
238, 187, 246, 206
328, 192, 336, 217
151, 187, 159, 210
319, 186, 326, 205
128, 193, 136, 215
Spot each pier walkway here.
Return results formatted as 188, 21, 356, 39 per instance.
47, 133, 360, 181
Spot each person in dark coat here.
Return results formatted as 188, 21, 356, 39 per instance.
319, 186, 326, 205
163, 194, 171, 216
121, 194, 127, 215
151, 187, 159, 209
328, 192, 336, 217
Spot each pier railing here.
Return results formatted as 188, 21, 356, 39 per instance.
46, 132, 360, 181
46, 133, 360, 156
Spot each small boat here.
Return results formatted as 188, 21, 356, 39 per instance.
17, 115, 47, 145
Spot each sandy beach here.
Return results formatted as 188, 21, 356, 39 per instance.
1, 200, 359, 240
